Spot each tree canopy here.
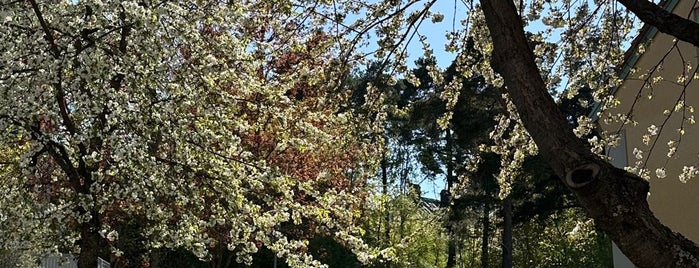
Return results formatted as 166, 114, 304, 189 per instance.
2, 0, 699, 267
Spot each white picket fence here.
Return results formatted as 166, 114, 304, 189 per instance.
41, 254, 109, 268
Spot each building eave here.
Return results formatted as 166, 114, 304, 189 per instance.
588, 0, 680, 121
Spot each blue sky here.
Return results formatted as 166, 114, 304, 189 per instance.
383, 0, 555, 199
403, 0, 470, 68
352, 0, 614, 199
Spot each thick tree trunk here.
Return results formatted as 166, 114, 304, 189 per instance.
480, 176, 491, 268
479, 0, 699, 267
77, 210, 102, 268
150, 250, 162, 268
614, 0, 699, 47
445, 129, 458, 268
480, 197, 490, 268
501, 196, 512, 268
445, 238, 457, 268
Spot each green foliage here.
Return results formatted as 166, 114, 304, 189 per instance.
513, 209, 613, 268
509, 155, 578, 224
307, 236, 362, 268
149, 248, 210, 268
136, 237, 362, 268
358, 54, 613, 268
362, 194, 448, 268
0, 250, 40, 268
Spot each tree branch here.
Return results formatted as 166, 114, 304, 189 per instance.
118, 9, 131, 54
479, 0, 699, 266
54, 65, 78, 135
616, 0, 699, 47
28, 0, 60, 57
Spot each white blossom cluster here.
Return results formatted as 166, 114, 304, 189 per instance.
418, 0, 640, 199
460, 0, 699, 188
483, 95, 538, 199
0, 1, 385, 266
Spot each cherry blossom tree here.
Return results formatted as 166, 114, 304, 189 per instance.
4, 0, 699, 267
0, 1, 380, 267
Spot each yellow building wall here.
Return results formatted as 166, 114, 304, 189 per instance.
599, 0, 699, 243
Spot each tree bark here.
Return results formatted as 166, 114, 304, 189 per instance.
77, 210, 102, 268
445, 129, 458, 268
614, 0, 699, 47
445, 238, 457, 268
479, 0, 699, 267
480, 191, 490, 268
150, 250, 162, 268
501, 196, 512, 268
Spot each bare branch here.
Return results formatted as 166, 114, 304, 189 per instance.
616, 0, 699, 47
28, 0, 60, 57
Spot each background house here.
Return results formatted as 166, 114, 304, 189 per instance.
595, 0, 699, 266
